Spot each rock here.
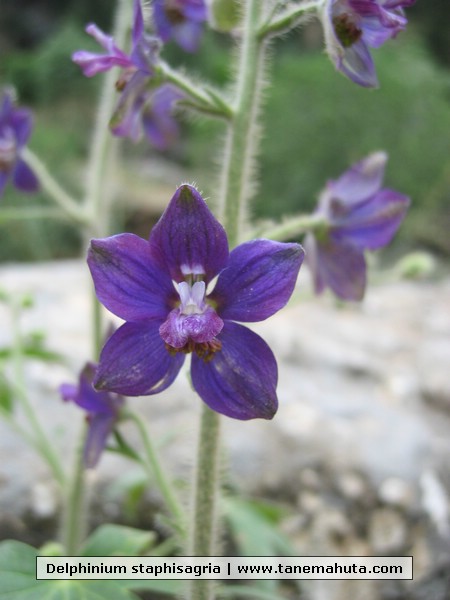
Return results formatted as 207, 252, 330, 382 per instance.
1, 260, 450, 600
368, 508, 408, 553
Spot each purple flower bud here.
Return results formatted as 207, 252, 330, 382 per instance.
0, 89, 39, 198
305, 152, 410, 300
322, 0, 415, 87
87, 185, 304, 421
60, 362, 124, 468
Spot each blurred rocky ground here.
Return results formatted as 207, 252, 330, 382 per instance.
1, 259, 450, 600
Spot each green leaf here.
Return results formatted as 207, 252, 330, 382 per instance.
223, 497, 294, 557
81, 525, 156, 557
223, 497, 298, 594
0, 540, 138, 600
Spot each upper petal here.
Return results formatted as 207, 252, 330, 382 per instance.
191, 322, 278, 420
149, 184, 229, 283
332, 188, 410, 250
94, 321, 185, 396
88, 233, 175, 321
211, 239, 304, 322
324, 152, 388, 207
305, 234, 367, 301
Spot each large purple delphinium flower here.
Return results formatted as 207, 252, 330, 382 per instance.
0, 90, 38, 198
153, 0, 208, 53
88, 185, 304, 421
322, 0, 415, 87
60, 363, 124, 468
304, 152, 409, 301
72, 0, 165, 141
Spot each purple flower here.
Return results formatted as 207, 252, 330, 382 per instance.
88, 185, 304, 421
111, 84, 184, 147
72, 0, 163, 141
153, 0, 208, 53
60, 363, 124, 468
323, 0, 415, 87
0, 89, 39, 197
304, 152, 410, 301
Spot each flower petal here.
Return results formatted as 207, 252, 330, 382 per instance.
13, 159, 39, 192
172, 20, 204, 53
305, 234, 367, 301
338, 40, 378, 88
325, 151, 387, 206
332, 189, 410, 250
149, 184, 229, 283
84, 413, 116, 468
191, 322, 278, 420
211, 239, 304, 322
88, 233, 175, 322
94, 321, 185, 396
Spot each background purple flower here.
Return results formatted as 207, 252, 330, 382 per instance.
88, 185, 304, 421
0, 89, 39, 198
305, 152, 410, 300
111, 84, 184, 147
153, 0, 208, 53
72, 0, 162, 141
323, 0, 415, 87
60, 362, 124, 468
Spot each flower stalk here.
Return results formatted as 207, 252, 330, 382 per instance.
190, 1, 269, 598
217, 0, 268, 246
126, 410, 185, 535
188, 405, 221, 600
258, 0, 323, 40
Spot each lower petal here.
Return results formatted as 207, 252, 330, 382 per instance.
84, 414, 115, 469
191, 322, 278, 420
95, 321, 185, 396
13, 159, 39, 192
307, 236, 366, 301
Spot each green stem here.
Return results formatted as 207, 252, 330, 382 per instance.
21, 148, 88, 225
0, 207, 68, 223
62, 424, 88, 555
188, 406, 221, 600
126, 411, 185, 534
83, 0, 129, 235
10, 300, 65, 486
258, 0, 323, 39
159, 62, 233, 119
217, 0, 267, 246
253, 212, 327, 241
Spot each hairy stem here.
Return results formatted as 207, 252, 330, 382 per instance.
217, 0, 268, 246
253, 212, 327, 241
188, 406, 221, 600
62, 425, 89, 555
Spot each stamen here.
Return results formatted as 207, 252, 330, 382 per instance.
333, 14, 362, 47
164, 338, 222, 362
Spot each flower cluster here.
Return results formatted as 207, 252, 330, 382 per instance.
0, 90, 38, 198
323, 0, 416, 87
73, 0, 207, 144
88, 185, 304, 421
305, 152, 409, 300
60, 363, 124, 468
